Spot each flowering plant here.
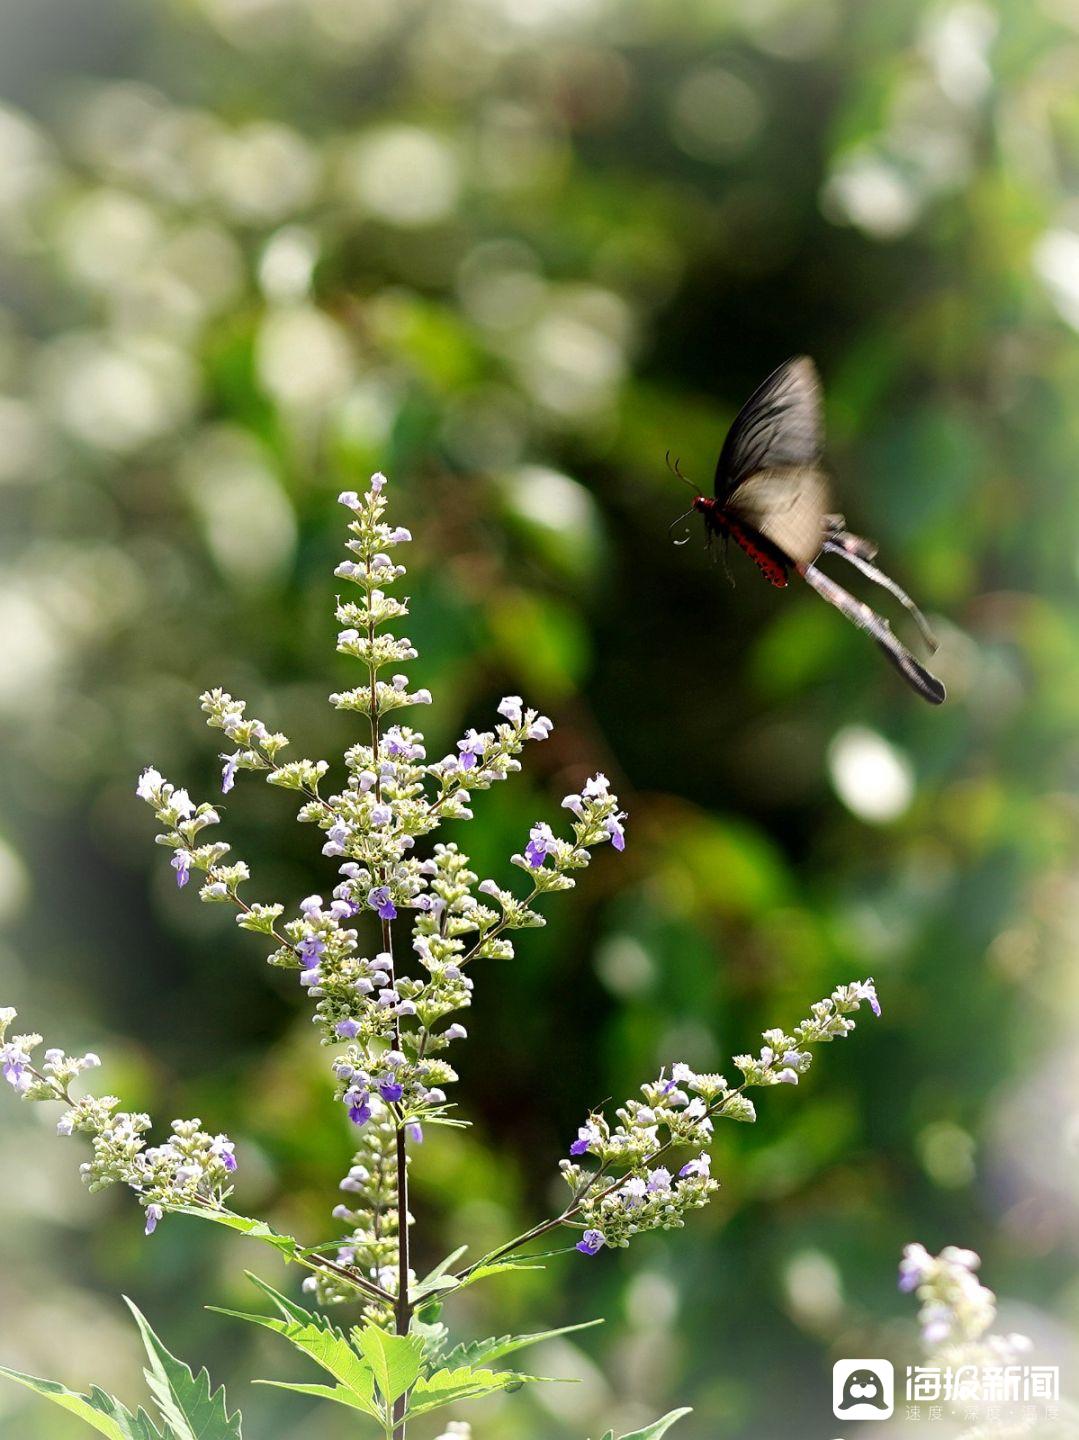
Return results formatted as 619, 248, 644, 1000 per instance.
1, 473, 881, 1440
898, 1244, 1079, 1438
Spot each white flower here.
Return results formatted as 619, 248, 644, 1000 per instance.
497, 695, 524, 725
171, 788, 195, 818
136, 767, 163, 800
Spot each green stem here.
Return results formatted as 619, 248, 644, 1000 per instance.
363, 551, 412, 1440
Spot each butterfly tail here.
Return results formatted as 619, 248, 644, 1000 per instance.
821, 532, 939, 653
799, 561, 946, 705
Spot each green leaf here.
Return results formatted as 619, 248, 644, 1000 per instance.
618, 1409, 693, 1439
409, 1274, 461, 1303
443, 1318, 603, 1369
207, 1299, 377, 1417
252, 1380, 374, 1413
126, 1299, 242, 1440
454, 1260, 545, 1291
243, 1273, 319, 1326
352, 1324, 424, 1407
409, 1245, 469, 1303
405, 1365, 550, 1420
0, 1366, 165, 1440
167, 1206, 301, 1262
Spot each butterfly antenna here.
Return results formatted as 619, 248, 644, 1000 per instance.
665, 450, 700, 492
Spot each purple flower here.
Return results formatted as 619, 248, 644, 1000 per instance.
605, 814, 626, 852
297, 935, 326, 969
370, 803, 392, 827
576, 1229, 605, 1257
144, 1203, 163, 1236
383, 727, 423, 761
1, 1046, 29, 1092
457, 729, 486, 770
570, 1123, 599, 1157
379, 1080, 404, 1103
221, 753, 240, 794
408, 1122, 424, 1144
209, 1135, 238, 1173
647, 1167, 672, 1193
524, 822, 556, 869
370, 886, 397, 921
370, 472, 386, 494
859, 978, 882, 1017
347, 1090, 372, 1126
620, 1177, 648, 1208
898, 1243, 932, 1293
171, 850, 191, 888
338, 490, 361, 509
335, 1019, 360, 1039
322, 821, 351, 858
678, 1154, 711, 1180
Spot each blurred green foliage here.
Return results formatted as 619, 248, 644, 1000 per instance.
1, 0, 1078, 1436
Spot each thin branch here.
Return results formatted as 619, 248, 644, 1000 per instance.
455, 1082, 750, 1282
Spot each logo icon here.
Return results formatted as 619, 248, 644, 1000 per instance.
833, 1359, 895, 1419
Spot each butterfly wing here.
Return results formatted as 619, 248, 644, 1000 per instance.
714, 355, 824, 499
726, 466, 830, 567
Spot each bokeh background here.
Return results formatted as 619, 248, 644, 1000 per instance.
1, 0, 1078, 1436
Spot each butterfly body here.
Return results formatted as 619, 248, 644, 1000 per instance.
674, 355, 946, 704
691, 495, 790, 587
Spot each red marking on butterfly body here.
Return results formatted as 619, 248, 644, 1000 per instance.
692, 496, 789, 588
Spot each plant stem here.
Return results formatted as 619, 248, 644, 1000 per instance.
455, 1082, 751, 1281
364, 568, 412, 1440
392, 1118, 411, 1440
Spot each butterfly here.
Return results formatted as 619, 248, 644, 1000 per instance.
670, 355, 946, 704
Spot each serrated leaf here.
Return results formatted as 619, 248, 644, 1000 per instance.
206, 1303, 376, 1416
0, 1366, 166, 1440
126, 1299, 242, 1440
352, 1325, 424, 1407
442, 1318, 603, 1370
168, 1206, 300, 1261
405, 1365, 550, 1420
